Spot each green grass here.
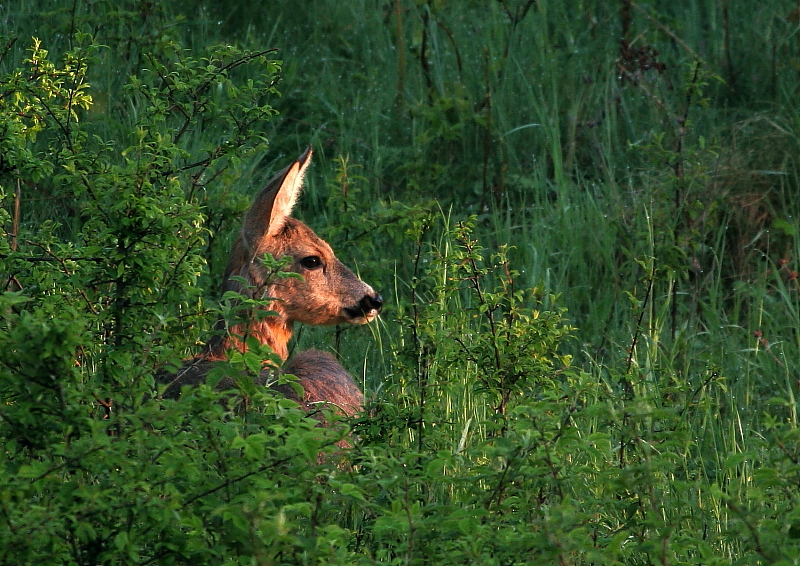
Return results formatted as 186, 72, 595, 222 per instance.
2, 0, 800, 562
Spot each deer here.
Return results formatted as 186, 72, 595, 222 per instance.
159, 147, 382, 421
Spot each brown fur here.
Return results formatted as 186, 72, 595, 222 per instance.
277, 349, 364, 416
160, 148, 381, 420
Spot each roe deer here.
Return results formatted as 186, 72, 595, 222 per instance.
161, 147, 382, 418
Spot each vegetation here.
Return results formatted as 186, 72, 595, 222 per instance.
1, 0, 799, 563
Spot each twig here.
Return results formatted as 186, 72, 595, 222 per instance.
630, 2, 701, 61
627, 272, 654, 375
23, 241, 98, 314
11, 177, 21, 251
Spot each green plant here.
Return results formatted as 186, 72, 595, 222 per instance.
2, 0, 800, 563
0, 23, 367, 564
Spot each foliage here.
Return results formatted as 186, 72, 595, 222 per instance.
1, 0, 800, 564
0, 11, 355, 564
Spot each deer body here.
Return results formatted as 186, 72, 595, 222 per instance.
163, 148, 381, 416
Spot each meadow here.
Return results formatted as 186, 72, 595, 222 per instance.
0, 0, 799, 563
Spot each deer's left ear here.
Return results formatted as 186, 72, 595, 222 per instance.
241, 147, 313, 251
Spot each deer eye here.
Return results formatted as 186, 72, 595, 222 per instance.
299, 256, 322, 270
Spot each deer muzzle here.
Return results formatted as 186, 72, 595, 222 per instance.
345, 293, 383, 323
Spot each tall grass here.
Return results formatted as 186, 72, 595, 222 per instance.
3, 0, 800, 561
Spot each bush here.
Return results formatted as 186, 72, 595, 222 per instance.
0, 25, 360, 565
2, 2, 800, 564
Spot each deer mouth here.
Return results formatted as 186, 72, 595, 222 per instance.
344, 294, 383, 324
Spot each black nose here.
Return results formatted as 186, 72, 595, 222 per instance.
345, 294, 384, 320
361, 293, 383, 314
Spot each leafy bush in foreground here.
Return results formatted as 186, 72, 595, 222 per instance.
0, 29, 358, 564
1, 4, 800, 564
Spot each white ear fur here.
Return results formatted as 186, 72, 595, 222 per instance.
241, 147, 313, 254
266, 151, 311, 237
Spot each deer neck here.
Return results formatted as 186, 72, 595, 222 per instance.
206, 302, 293, 362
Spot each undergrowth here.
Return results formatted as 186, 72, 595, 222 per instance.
0, 0, 799, 564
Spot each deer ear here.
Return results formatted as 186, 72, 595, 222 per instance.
241, 147, 313, 252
